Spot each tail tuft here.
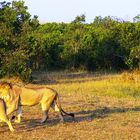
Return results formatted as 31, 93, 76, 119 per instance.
69, 113, 74, 118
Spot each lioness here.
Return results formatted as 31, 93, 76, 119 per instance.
0, 82, 74, 131
13, 84, 74, 123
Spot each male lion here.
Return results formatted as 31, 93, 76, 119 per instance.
0, 82, 19, 132
0, 82, 74, 131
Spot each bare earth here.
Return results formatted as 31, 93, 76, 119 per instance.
0, 71, 140, 140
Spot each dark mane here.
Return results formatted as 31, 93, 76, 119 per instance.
0, 82, 12, 89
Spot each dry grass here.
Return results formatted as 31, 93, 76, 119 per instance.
0, 71, 140, 140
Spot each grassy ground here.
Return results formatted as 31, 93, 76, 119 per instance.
0, 71, 140, 140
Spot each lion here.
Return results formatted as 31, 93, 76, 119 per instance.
0, 82, 20, 115
0, 82, 74, 131
0, 82, 19, 132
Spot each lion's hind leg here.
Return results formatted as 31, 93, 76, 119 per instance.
51, 101, 64, 122
40, 110, 48, 123
40, 93, 56, 123
51, 94, 74, 122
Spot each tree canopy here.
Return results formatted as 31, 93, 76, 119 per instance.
0, 1, 140, 81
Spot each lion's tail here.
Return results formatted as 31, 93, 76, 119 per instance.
55, 93, 74, 118
61, 108, 74, 118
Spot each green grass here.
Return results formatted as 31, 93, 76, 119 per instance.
0, 71, 140, 140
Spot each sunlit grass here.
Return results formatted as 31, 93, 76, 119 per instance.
0, 70, 140, 139
46, 71, 140, 100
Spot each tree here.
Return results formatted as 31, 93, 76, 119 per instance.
0, 1, 39, 81
1, 1, 140, 78
133, 15, 140, 23
72, 14, 86, 24
126, 45, 140, 69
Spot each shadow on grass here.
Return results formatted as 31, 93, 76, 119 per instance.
32, 72, 115, 85
74, 106, 140, 122
1, 106, 140, 133
15, 117, 76, 132
33, 78, 98, 85
0, 118, 61, 133
0, 115, 76, 133
16, 106, 140, 132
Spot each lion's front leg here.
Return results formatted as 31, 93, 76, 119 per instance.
14, 105, 22, 123
11, 105, 22, 123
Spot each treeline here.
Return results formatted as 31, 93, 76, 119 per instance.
0, 1, 140, 81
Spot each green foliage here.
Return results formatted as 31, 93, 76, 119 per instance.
0, 1, 38, 81
127, 45, 140, 69
0, 1, 140, 81
72, 14, 86, 24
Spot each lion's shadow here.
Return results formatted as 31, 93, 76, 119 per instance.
16, 106, 140, 132
14, 117, 75, 132
1, 106, 140, 133
75, 106, 140, 120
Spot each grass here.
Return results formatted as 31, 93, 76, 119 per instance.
0, 71, 140, 139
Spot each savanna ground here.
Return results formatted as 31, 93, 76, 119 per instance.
0, 71, 140, 140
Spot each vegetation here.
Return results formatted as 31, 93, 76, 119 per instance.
0, 71, 140, 139
0, 1, 140, 81
0, 1, 140, 138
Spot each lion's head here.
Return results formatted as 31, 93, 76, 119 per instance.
0, 82, 12, 102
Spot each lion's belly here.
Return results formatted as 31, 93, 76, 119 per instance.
20, 88, 43, 106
